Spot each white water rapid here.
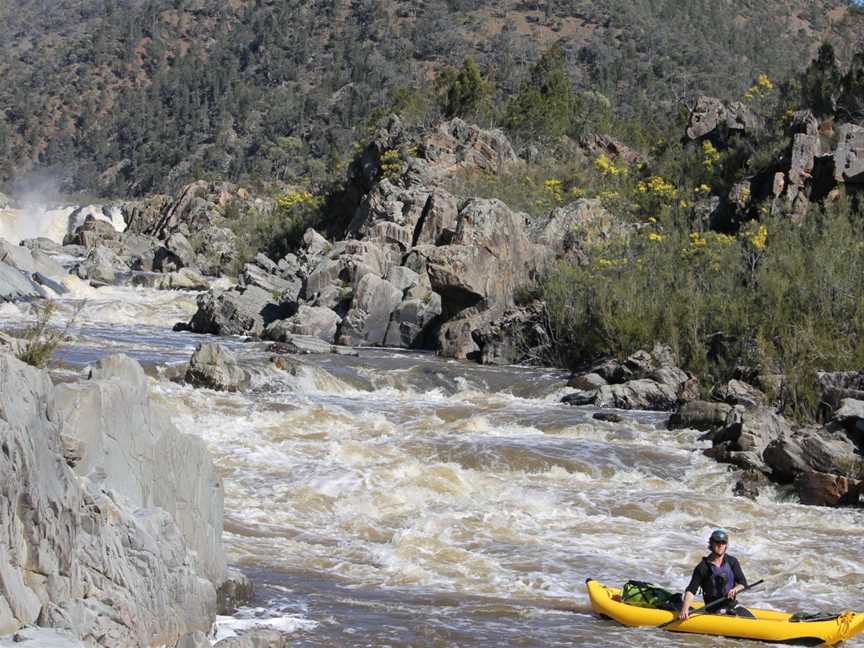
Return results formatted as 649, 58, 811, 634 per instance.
1, 286, 862, 647
0, 203, 125, 244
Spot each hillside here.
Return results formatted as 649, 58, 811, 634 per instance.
0, 0, 862, 197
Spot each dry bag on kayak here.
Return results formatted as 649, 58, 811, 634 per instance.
620, 580, 683, 611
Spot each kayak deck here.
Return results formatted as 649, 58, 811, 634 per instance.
586, 579, 864, 646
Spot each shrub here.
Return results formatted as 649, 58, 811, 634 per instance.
15, 300, 81, 368
542, 199, 864, 420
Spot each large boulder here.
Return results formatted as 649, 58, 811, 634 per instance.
685, 96, 759, 141
669, 400, 734, 431
0, 261, 43, 301
833, 123, 864, 184
189, 285, 284, 337
184, 343, 249, 392
75, 245, 126, 284
338, 274, 404, 346
265, 306, 342, 344
63, 216, 121, 248
534, 199, 625, 261
702, 405, 792, 472
419, 118, 519, 179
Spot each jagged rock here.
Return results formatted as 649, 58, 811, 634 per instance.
241, 262, 302, 301
669, 400, 733, 431
419, 118, 519, 179
154, 232, 197, 272
733, 470, 769, 500
816, 371, 864, 413
75, 245, 127, 284
788, 109, 819, 136
714, 379, 767, 409
0, 352, 225, 645
162, 267, 210, 291
21, 237, 63, 255
561, 390, 597, 406
437, 313, 482, 360
217, 569, 255, 615
191, 226, 240, 277
338, 274, 403, 346
174, 632, 211, 648
0, 239, 66, 277
185, 343, 249, 392
580, 133, 646, 167
411, 189, 460, 247
593, 412, 623, 423
567, 373, 608, 390
305, 240, 397, 299
265, 306, 342, 344
702, 405, 792, 472
383, 293, 443, 348
833, 123, 864, 184
63, 216, 121, 248
685, 96, 758, 140
594, 378, 680, 411
189, 285, 283, 337
348, 181, 436, 249
535, 199, 625, 260
0, 261, 43, 301
794, 471, 863, 507
472, 303, 550, 366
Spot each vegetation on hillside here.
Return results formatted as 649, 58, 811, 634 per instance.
1, 0, 861, 197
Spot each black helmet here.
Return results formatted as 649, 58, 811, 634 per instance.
709, 529, 729, 544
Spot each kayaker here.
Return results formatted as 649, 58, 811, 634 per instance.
678, 529, 756, 619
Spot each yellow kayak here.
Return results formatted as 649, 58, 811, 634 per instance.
586, 579, 864, 646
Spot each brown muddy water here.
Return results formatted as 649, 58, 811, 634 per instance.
2, 288, 862, 647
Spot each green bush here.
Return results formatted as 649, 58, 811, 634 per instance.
542, 199, 864, 420
15, 300, 81, 369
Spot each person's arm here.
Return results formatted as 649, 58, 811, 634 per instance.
679, 563, 704, 619
679, 590, 696, 619
727, 556, 747, 599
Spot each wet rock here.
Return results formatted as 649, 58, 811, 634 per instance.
75, 245, 126, 284
794, 471, 863, 507
189, 285, 284, 337
567, 373, 608, 391
437, 314, 481, 360
594, 378, 680, 411
593, 412, 623, 423
185, 343, 249, 392
383, 293, 443, 349
561, 390, 598, 407
265, 306, 342, 344
0, 261, 44, 301
669, 400, 733, 431
217, 568, 254, 615
733, 470, 769, 500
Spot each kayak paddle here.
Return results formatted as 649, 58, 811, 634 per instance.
657, 579, 764, 629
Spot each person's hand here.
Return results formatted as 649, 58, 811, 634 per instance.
728, 586, 740, 600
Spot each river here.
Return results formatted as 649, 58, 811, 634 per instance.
1, 278, 862, 647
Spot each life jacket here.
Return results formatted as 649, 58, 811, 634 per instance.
703, 557, 736, 601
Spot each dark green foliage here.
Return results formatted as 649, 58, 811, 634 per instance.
800, 43, 843, 118
438, 58, 490, 120
504, 46, 575, 140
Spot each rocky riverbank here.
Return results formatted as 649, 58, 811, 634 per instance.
0, 348, 265, 647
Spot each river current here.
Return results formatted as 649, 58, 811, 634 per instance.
2, 280, 862, 647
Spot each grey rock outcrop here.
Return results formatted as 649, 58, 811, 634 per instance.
185, 343, 249, 392
265, 305, 342, 344
189, 285, 284, 337
0, 261, 44, 301
0, 352, 226, 646
338, 274, 403, 346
